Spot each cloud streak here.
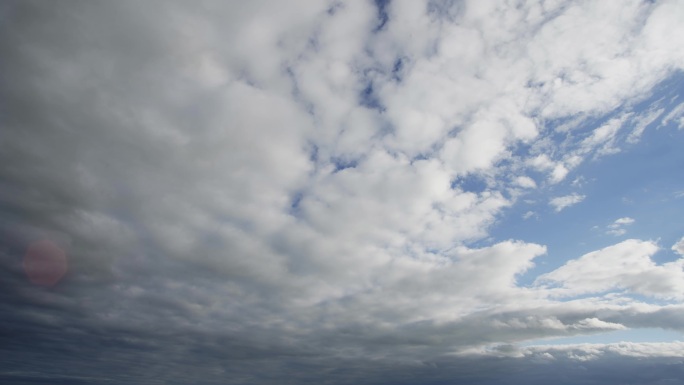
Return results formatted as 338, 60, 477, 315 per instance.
549, 193, 586, 212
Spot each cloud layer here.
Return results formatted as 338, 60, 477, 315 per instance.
2, 1, 684, 384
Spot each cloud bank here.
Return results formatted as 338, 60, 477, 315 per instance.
1, 1, 684, 384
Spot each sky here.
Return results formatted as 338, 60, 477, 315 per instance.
1, 1, 684, 384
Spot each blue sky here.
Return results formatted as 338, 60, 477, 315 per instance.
2, 1, 684, 384
494, 73, 684, 278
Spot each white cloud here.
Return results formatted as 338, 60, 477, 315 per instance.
549, 193, 586, 212
523, 211, 536, 220
523, 341, 684, 360
606, 217, 635, 236
514, 176, 538, 189
662, 101, 684, 128
538, 239, 684, 300
464, 339, 684, 360
526, 155, 571, 184
528, 154, 556, 171
606, 228, 627, 237
627, 107, 665, 143
613, 217, 635, 225
672, 236, 684, 256
579, 116, 627, 156
570, 318, 626, 331
550, 164, 570, 184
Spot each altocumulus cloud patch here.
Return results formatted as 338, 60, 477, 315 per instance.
1, 1, 684, 384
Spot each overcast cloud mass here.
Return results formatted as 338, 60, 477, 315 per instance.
2, 1, 684, 384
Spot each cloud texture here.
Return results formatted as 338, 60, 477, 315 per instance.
1, 1, 684, 384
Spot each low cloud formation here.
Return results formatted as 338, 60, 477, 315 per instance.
2, 1, 684, 384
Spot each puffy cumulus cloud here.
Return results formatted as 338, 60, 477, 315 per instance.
2, 1, 684, 384
549, 193, 586, 212
537, 239, 684, 300
514, 176, 538, 189
527, 154, 570, 184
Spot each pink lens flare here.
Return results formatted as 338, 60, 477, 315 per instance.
23, 239, 68, 286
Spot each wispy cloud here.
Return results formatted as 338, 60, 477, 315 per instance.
549, 194, 586, 212
672, 236, 684, 256
606, 217, 636, 236
627, 107, 665, 143
662, 101, 684, 129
